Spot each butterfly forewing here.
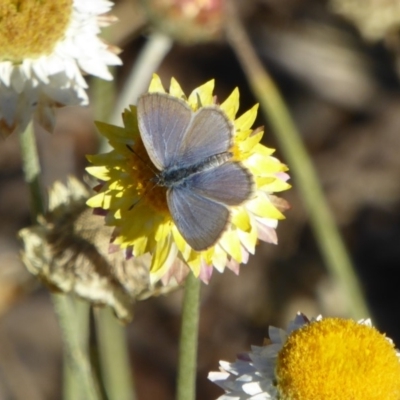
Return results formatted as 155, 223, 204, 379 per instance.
137, 93, 193, 170
167, 188, 230, 251
177, 106, 234, 167
185, 162, 253, 205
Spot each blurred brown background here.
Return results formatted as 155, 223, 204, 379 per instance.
2, 0, 400, 398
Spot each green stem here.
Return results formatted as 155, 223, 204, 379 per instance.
18, 123, 100, 400
176, 273, 201, 400
226, 2, 369, 319
19, 122, 44, 217
53, 296, 99, 400
91, 65, 137, 400
95, 308, 136, 400
62, 298, 91, 400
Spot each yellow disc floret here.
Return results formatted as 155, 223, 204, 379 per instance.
0, 0, 73, 62
127, 138, 169, 214
276, 318, 400, 400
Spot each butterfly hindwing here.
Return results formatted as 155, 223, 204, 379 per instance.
167, 187, 229, 251
183, 161, 253, 206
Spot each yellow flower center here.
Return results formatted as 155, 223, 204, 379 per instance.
0, 0, 73, 62
128, 139, 169, 214
276, 318, 400, 400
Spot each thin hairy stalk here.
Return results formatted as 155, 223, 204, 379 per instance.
177, 272, 201, 400
91, 65, 137, 400
19, 123, 100, 400
95, 308, 136, 400
226, 1, 369, 319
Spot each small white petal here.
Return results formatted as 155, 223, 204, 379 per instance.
10, 66, 26, 93
268, 326, 286, 345
78, 58, 113, 80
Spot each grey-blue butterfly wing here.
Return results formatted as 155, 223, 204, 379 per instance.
167, 187, 229, 251
137, 93, 193, 170
177, 106, 234, 167
184, 161, 254, 206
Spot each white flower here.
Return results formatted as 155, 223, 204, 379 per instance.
209, 313, 400, 399
0, 0, 121, 137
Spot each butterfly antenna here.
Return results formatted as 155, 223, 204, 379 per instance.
126, 144, 162, 210
128, 180, 158, 210
126, 144, 158, 175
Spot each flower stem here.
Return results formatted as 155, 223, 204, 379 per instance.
19, 122, 44, 217
226, 2, 369, 319
53, 296, 100, 400
91, 65, 137, 400
177, 272, 201, 400
95, 308, 136, 400
18, 123, 100, 400
62, 299, 91, 400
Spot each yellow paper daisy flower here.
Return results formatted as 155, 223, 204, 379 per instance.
86, 74, 290, 284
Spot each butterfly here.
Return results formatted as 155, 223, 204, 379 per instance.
137, 92, 253, 251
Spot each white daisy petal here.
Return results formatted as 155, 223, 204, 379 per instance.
77, 58, 113, 80
44, 55, 66, 76
32, 58, 50, 84
0, 62, 12, 86
10, 66, 26, 93
99, 49, 123, 66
